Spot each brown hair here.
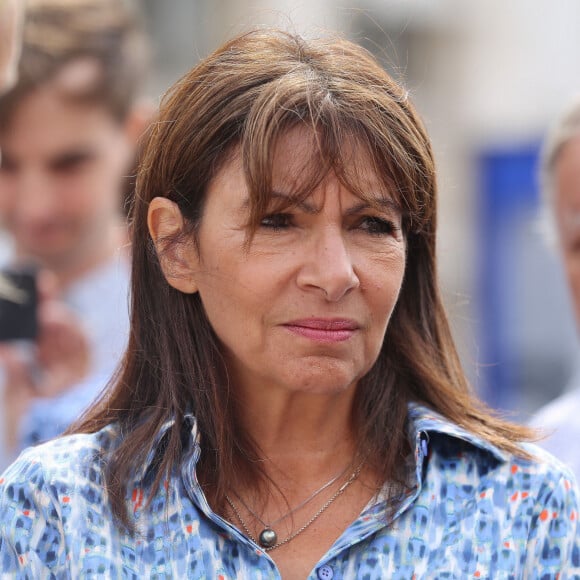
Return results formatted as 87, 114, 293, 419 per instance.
72, 28, 533, 528
0, 0, 148, 128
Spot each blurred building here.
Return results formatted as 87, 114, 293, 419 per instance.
142, 0, 580, 416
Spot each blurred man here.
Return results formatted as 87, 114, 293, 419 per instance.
531, 96, 580, 481
0, 0, 24, 93
0, 0, 26, 470
0, 0, 151, 466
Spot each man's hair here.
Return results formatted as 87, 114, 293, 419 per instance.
540, 96, 580, 243
0, 0, 148, 128
72, 28, 534, 529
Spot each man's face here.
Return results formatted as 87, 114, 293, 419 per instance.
0, 81, 134, 272
0, 0, 24, 93
554, 134, 580, 330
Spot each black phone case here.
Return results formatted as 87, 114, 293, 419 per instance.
0, 267, 39, 341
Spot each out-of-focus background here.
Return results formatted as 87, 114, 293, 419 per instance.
8, 0, 580, 419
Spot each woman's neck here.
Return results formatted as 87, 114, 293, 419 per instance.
234, 386, 359, 486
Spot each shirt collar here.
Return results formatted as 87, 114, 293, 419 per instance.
135, 403, 508, 482
136, 411, 199, 484
407, 402, 509, 463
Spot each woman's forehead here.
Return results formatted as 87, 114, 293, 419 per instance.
268, 127, 394, 198
211, 125, 404, 223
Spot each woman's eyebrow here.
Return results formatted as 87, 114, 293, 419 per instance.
241, 191, 319, 213
345, 198, 401, 217
270, 191, 319, 213
241, 193, 400, 216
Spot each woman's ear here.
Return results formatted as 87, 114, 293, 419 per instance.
147, 197, 199, 294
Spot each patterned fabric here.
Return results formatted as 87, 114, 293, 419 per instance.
1, 404, 579, 579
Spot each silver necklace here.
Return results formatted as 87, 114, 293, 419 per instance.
231, 464, 347, 531
226, 463, 363, 551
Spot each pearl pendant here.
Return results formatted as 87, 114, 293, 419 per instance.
259, 528, 277, 548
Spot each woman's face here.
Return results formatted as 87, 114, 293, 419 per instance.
190, 127, 407, 398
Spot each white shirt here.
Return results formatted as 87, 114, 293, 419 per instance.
530, 379, 580, 484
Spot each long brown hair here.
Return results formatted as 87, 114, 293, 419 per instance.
71, 28, 533, 528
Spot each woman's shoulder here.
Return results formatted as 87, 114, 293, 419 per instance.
0, 425, 125, 575
418, 406, 578, 493
508, 440, 578, 490
0, 423, 121, 494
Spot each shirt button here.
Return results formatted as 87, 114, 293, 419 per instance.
317, 564, 334, 579
420, 432, 429, 457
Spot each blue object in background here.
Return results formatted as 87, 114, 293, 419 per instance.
477, 143, 539, 410
476, 142, 576, 415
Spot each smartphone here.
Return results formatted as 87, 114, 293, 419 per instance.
0, 265, 39, 342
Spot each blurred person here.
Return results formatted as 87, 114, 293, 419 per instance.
0, 0, 151, 467
1, 29, 578, 578
0, 0, 26, 472
0, 0, 24, 93
531, 96, 580, 480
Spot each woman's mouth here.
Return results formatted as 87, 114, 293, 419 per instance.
282, 318, 359, 342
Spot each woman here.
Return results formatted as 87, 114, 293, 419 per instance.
0, 29, 578, 579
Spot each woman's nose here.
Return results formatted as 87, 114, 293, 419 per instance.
296, 227, 360, 302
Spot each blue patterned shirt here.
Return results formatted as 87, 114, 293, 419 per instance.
1, 404, 579, 579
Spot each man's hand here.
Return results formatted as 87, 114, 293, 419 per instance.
0, 270, 90, 454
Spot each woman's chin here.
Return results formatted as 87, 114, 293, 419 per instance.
274, 367, 362, 397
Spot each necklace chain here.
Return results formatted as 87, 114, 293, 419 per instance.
230, 464, 349, 529
226, 463, 363, 552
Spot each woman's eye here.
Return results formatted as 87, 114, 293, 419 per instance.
260, 213, 293, 230
358, 216, 398, 236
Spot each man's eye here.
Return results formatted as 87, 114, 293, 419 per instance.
569, 239, 580, 255
260, 213, 293, 230
50, 153, 94, 173
358, 216, 398, 236
0, 156, 17, 172
52, 161, 86, 173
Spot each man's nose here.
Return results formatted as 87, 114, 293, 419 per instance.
12, 170, 58, 225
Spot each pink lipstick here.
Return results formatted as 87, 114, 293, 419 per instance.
283, 318, 358, 342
